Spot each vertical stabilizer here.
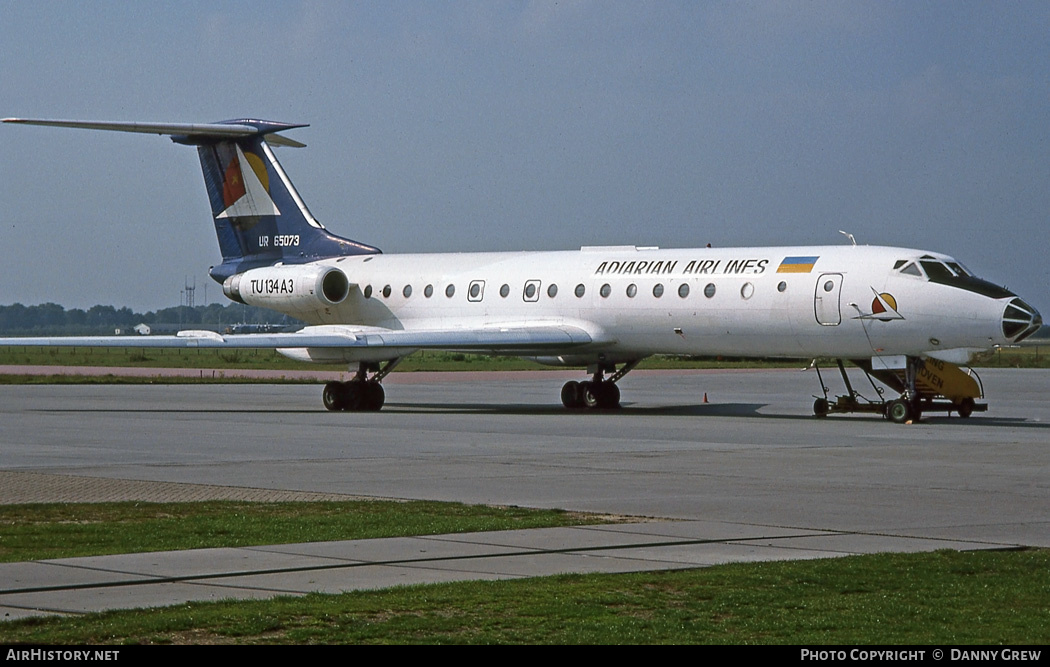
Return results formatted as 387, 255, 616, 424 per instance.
180, 120, 381, 281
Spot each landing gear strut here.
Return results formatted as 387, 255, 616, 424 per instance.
886, 358, 922, 424
323, 359, 401, 412
561, 360, 639, 410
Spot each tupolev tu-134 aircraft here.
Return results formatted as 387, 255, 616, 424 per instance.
2, 117, 1042, 423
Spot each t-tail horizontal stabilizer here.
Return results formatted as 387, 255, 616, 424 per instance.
0, 118, 309, 147
1, 117, 381, 281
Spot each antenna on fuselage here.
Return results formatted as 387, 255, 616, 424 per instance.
838, 230, 857, 246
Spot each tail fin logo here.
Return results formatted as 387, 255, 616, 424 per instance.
218, 144, 280, 220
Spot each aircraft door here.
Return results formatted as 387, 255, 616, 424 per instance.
814, 273, 843, 326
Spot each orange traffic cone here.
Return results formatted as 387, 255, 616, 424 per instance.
703, 392, 708, 403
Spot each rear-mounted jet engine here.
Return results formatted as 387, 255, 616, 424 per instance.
223, 265, 349, 315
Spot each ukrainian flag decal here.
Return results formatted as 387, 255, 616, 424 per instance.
777, 256, 819, 273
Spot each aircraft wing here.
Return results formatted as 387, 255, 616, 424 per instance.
0, 324, 595, 352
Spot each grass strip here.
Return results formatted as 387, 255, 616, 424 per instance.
0, 501, 605, 563
2, 549, 1047, 644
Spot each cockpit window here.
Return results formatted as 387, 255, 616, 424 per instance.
909, 256, 1014, 299
899, 256, 979, 280
898, 261, 922, 277
920, 260, 954, 282
1003, 298, 1043, 342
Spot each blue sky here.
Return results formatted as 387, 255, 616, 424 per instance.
1, 1, 1047, 312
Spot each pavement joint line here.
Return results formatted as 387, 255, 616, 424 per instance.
0, 533, 837, 597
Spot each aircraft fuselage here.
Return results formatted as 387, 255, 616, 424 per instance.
257, 244, 1024, 367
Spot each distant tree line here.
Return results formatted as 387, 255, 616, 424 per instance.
0, 302, 303, 336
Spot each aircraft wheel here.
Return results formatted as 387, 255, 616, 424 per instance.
813, 398, 829, 418
561, 381, 583, 409
323, 381, 347, 411
361, 382, 385, 412
887, 399, 913, 424
343, 380, 364, 411
582, 382, 620, 409
581, 381, 600, 409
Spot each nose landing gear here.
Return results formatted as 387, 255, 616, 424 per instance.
812, 357, 985, 423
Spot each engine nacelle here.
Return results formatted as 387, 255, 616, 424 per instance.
223, 265, 350, 313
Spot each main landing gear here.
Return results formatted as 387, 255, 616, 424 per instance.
561, 360, 640, 410
322, 359, 401, 412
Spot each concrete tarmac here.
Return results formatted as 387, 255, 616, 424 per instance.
1, 368, 1048, 619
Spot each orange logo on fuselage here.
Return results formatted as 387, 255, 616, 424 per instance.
869, 292, 903, 321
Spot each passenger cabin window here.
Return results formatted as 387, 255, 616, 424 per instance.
403, 285, 412, 298
575, 284, 586, 298
424, 284, 434, 298
363, 285, 373, 298
500, 284, 510, 298
704, 283, 716, 298
652, 284, 664, 298
600, 283, 611, 298
626, 284, 637, 298
468, 280, 484, 302
382, 285, 391, 298
678, 283, 689, 298
547, 284, 558, 298
523, 280, 540, 302
445, 284, 455, 298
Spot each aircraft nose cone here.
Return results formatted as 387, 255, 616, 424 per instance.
1002, 298, 1042, 342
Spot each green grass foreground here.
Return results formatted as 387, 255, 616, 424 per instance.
2, 549, 1047, 644
0, 501, 604, 563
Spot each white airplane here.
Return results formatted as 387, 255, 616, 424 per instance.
2, 118, 1042, 423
